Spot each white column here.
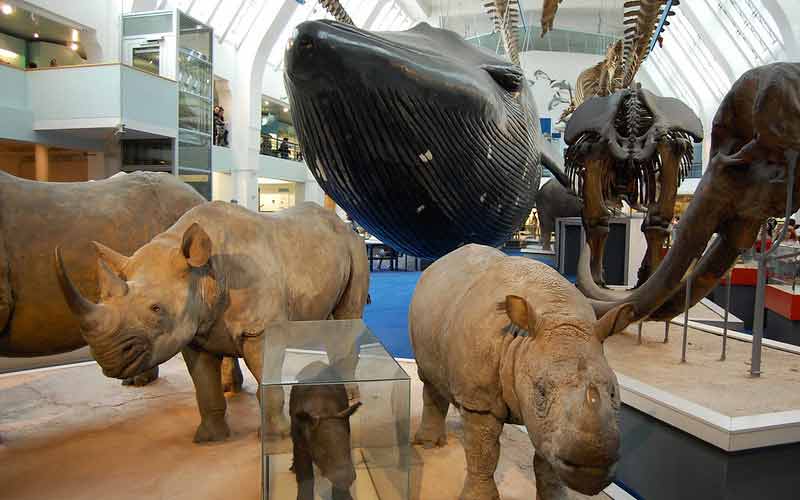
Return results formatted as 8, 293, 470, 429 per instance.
34, 144, 49, 181
227, 0, 298, 211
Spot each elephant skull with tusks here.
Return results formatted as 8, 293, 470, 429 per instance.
577, 62, 800, 324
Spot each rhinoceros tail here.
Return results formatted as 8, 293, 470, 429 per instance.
332, 234, 371, 319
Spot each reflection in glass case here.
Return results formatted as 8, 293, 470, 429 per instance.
768, 243, 800, 292
260, 320, 410, 500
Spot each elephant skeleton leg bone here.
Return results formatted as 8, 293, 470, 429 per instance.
582, 157, 614, 286
637, 142, 681, 286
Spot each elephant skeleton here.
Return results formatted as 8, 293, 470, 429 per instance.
565, 86, 703, 287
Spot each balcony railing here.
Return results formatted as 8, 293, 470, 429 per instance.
467, 27, 618, 57
261, 136, 304, 162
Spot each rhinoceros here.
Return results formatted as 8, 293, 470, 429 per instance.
55, 201, 370, 442
290, 360, 361, 500
409, 244, 632, 500
0, 170, 210, 386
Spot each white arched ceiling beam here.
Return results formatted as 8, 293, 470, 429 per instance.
229, 0, 299, 208
364, 0, 390, 29
762, 0, 797, 56
677, 3, 736, 85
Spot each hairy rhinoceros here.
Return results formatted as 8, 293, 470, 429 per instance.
290, 360, 361, 500
56, 201, 370, 442
409, 244, 632, 500
0, 170, 205, 386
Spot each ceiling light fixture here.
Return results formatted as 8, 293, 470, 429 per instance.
70, 42, 78, 51
71, 29, 79, 42
33, 32, 39, 38
283, 107, 289, 112
1, 4, 13, 15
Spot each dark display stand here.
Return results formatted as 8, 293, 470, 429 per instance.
616, 405, 800, 500
555, 216, 645, 285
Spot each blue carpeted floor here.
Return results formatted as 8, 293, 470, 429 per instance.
365, 250, 556, 359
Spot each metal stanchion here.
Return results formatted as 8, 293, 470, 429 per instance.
751, 228, 768, 376
637, 322, 643, 344
720, 267, 732, 361
750, 149, 797, 377
681, 273, 692, 363
664, 321, 669, 343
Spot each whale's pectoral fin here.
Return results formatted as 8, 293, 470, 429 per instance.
481, 64, 524, 92
541, 150, 574, 192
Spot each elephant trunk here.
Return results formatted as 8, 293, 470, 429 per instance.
581, 165, 730, 320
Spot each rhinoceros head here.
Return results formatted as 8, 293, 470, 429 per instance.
294, 401, 362, 488
501, 295, 633, 495
55, 223, 221, 379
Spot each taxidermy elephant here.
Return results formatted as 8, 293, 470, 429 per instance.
0, 171, 205, 386
579, 62, 800, 322
535, 177, 582, 251
565, 85, 703, 287
290, 361, 361, 500
55, 202, 370, 442
410, 244, 633, 500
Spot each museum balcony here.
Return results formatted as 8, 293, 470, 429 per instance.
0, 62, 178, 146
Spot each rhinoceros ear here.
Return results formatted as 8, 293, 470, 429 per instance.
594, 303, 635, 343
335, 401, 362, 419
181, 223, 212, 268
497, 295, 537, 339
97, 258, 128, 299
92, 241, 129, 277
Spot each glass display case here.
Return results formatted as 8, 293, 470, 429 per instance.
260, 320, 410, 500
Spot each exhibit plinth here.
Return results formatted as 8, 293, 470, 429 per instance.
554, 215, 646, 285
605, 316, 800, 500
260, 320, 410, 500
765, 284, 800, 346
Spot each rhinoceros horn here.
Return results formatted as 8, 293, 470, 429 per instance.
54, 247, 105, 331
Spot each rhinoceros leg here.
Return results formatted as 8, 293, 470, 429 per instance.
221, 357, 244, 393
242, 335, 290, 437
122, 365, 159, 386
413, 382, 449, 448
534, 453, 568, 500
182, 345, 231, 443
459, 409, 502, 500
292, 426, 315, 500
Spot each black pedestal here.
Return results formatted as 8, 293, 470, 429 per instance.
616, 405, 800, 500
711, 284, 756, 330
764, 310, 800, 346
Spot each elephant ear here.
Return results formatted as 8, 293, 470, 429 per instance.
497, 295, 537, 339
594, 303, 635, 343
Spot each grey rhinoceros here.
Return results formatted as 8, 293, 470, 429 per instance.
0, 170, 205, 386
409, 244, 632, 500
290, 360, 361, 500
56, 201, 370, 442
